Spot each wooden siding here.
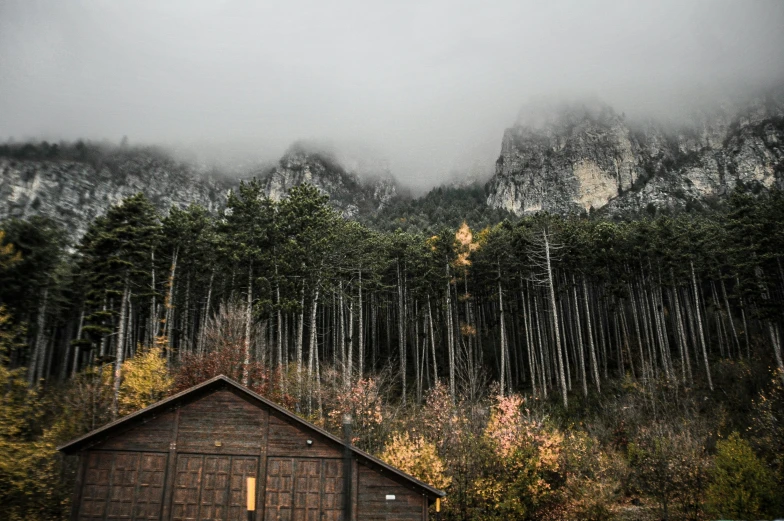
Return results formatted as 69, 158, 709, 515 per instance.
66, 380, 439, 521
356, 464, 427, 521
77, 451, 167, 521
93, 413, 175, 453
264, 457, 344, 521
171, 454, 258, 521
267, 414, 342, 458
177, 390, 266, 455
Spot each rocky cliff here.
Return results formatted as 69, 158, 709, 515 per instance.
486, 93, 784, 216
4, 91, 783, 238
260, 143, 397, 219
0, 142, 398, 240
0, 146, 232, 241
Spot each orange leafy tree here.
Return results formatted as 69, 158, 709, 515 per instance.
323, 373, 386, 453
473, 393, 565, 521
174, 343, 292, 408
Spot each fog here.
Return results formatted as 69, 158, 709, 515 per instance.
2, 0, 783, 189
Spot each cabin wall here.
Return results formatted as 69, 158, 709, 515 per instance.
91, 412, 174, 452
177, 390, 266, 454
267, 413, 342, 458
356, 464, 428, 521
72, 384, 433, 521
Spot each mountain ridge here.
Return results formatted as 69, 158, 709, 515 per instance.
2, 89, 783, 236
487, 91, 784, 216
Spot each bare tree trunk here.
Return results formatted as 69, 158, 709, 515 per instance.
346, 300, 354, 387
720, 278, 741, 356
358, 269, 364, 379
739, 300, 750, 359
427, 296, 438, 385
150, 248, 157, 347
582, 277, 600, 393
682, 288, 701, 372
671, 284, 692, 386
414, 301, 421, 402
198, 269, 214, 356
533, 292, 548, 399
308, 283, 321, 412
691, 261, 713, 391
768, 322, 784, 386
543, 231, 567, 408
163, 249, 178, 364
639, 282, 658, 381
99, 296, 109, 359
339, 282, 346, 382
180, 274, 191, 361
397, 261, 407, 405
445, 262, 456, 403
296, 285, 305, 390
276, 270, 284, 390
521, 280, 537, 396
571, 275, 587, 397
112, 278, 130, 418
28, 287, 49, 385
497, 264, 507, 396
755, 266, 784, 384
71, 308, 85, 377
243, 263, 253, 386
629, 283, 646, 380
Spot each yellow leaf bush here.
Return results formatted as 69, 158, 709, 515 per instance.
380, 430, 452, 492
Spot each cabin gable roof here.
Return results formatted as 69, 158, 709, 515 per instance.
57, 374, 445, 499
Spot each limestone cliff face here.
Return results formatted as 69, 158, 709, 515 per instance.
487, 94, 784, 216
0, 144, 397, 239
260, 145, 397, 218
0, 149, 231, 241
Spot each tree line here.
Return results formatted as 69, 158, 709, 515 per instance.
2, 182, 784, 519
2, 183, 784, 411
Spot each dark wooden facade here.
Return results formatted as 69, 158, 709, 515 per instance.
59, 375, 444, 521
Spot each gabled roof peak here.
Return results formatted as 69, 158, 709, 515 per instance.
57, 374, 445, 499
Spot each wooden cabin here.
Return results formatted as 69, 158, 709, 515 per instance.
58, 375, 445, 521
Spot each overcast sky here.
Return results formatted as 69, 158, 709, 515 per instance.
2, 0, 783, 188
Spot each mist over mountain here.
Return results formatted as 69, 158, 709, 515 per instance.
2, 84, 783, 239
2, 0, 784, 190
488, 87, 784, 216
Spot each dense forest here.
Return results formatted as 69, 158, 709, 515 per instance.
1, 181, 783, 520
363, 182, 513, 234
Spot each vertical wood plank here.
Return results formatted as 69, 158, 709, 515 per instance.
351, 459, 358, 521
319, 459, 325, 521
69, 453, 86, 521
160, 406, 180, 521
256, 406, 269, 521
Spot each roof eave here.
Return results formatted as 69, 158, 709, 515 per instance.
56, 374, 446, 499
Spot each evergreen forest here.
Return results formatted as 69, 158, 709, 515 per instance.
2, 182, 784, 520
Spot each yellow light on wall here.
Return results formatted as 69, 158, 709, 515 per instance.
246, 477, 256, 511
436, 498, 441, 512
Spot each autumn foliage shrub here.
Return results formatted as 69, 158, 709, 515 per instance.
117, 345, 173, 415
706, 431, 777, 520
174, 343, 291, 407
471, 394, 565, 520
380, 430, 452, 492
628, 423, 710, 521
0, 357, 65, 520
324, 376, 386, 453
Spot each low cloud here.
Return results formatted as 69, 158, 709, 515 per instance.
1, 0, 783, 189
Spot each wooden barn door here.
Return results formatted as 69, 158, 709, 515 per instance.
170, 454, 258, 521
264, 457, 344, 521
77, 451, 168, 521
